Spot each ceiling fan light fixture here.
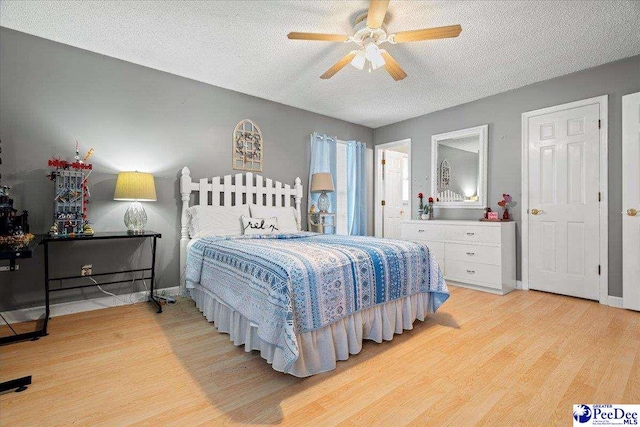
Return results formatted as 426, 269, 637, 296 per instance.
364, 42, 379, 60
365, 42, 386, 70
370, 54, 385, 70
350, 49, 366, 70
289, 0, 461, 81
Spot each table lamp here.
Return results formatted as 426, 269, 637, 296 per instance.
113, 171, 157, 234
310, 172, 335, 213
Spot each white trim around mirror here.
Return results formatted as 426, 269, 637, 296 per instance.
430, 124, 488, 209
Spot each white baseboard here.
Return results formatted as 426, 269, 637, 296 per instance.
607, 296, 624, 309
0, 286, 180, 324
483, 281, 623, 308
447, 281, 512, 296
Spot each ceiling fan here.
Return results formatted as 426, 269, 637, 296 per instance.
287, 0, 462, 81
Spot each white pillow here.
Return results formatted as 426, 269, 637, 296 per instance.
241, 216, 279, 235
187, 204, 250, 238
250, 205, 299, 233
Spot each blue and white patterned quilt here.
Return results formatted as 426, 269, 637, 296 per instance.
186, 232, 448, 369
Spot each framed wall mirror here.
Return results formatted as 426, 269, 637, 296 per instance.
430, 124, 488, 209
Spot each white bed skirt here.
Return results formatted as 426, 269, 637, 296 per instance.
189, 284, 435, 377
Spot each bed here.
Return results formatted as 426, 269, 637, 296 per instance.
179, 168, 449, 377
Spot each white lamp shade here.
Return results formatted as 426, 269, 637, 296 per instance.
366, 44, 385, 70
365, 42, 385, 70
351, 49, 366, 70
310, 173, 335, 193
370, 54, 385, 70
113, 171, 157, 201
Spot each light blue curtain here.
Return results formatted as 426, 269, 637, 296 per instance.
347, 140, 367, 236
308, 133, 337, 213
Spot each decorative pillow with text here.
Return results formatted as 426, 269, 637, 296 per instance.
249, 205, 299, 232
241, 216, 279, 235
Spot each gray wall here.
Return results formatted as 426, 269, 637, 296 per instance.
374, 55, 640, 298
0, 28, 372, 310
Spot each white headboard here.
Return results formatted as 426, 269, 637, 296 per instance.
437, 190, 464, 202
179, 167, 304, 289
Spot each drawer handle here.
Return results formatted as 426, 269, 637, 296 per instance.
466, 252, 475, 256
418, 229, 425, 233
466, 232, 475, 236
466, 270, 475, 274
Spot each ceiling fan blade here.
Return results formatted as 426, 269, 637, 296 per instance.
379, 50, 407, 81
320, 52, 358, 79
366, 0, 390, 29
287, 32, 349, 42
392, 24, 462, 43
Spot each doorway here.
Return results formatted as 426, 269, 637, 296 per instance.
521, 95, 608, 303
375, 139, 411, 239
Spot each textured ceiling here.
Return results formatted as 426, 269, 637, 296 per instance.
1, 1, 639, 128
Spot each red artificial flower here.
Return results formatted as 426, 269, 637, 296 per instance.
428, 197, 434, 203
418, 192, 424, 199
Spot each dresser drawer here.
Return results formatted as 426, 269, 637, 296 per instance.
401, 223, 444, 241
445, 243, 501, 266
445, 260, 502, 288
444, 225, 500, 245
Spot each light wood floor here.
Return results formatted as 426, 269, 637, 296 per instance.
1, 286, 639, 426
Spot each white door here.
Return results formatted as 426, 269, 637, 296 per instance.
527, 103, 601, 300
383, 150, 405, 239
623, 92, 640, 311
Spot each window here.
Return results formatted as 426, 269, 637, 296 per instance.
310, 134, 367, 236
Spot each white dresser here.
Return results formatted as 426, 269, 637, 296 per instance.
401, 220, 516, 295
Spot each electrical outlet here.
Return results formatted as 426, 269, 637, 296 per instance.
81, 264, 93, 276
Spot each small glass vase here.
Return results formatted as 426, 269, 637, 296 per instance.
428, 202, 434, 220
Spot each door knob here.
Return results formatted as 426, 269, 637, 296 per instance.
626, 208, 638, 217
530, 208, 544, 215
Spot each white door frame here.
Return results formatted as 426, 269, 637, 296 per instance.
521, 95, 608, 304
622, 92, 640, 311
375, 139, 411, 237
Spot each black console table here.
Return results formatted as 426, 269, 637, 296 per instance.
42, 231, 163, 336
1, 231, 162, 393
0, 235, 43, 393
